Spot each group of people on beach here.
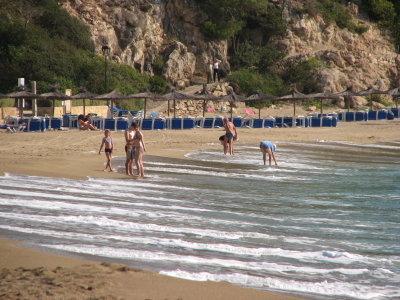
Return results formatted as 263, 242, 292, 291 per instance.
98, 117, 277, 177
219, 117, 278, 166
98, 121, 146, 177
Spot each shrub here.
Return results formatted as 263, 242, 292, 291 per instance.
227, 68, 286, 96
153, 56, 165, 75
283, 57, 324, 93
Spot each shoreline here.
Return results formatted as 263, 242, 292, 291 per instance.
0, 237, 305, 300
1, 120, 399, 299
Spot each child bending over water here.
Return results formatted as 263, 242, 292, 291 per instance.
259, 141, 278, 166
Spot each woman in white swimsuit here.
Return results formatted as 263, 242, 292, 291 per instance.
131, 122, 146, 178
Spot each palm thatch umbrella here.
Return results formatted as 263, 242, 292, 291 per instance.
71, 88, 98, 116
306, 91, 341, 114
128, 91, 160, 118
278, 88, 309, 118
7, 88, 43, 118
93, 89, 129, 117
194, 84, 220, 117
158, 90, 197, 118
244, 90, 277, 119
357, 86, 388, 110
219, 91, 246, 119
40, 89, 71, 117
334, 86, 360, 112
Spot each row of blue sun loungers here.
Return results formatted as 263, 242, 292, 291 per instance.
3, 108, 398, 132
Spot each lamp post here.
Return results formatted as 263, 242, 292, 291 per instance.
101, 45, 111, 105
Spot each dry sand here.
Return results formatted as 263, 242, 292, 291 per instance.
0, 117, 399, 300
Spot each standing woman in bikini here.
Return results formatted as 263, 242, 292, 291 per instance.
124, 122, 136, 176
131, 122, 146, 178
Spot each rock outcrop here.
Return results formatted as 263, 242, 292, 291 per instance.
279, 2, 400, 92
62, 0, 228, 87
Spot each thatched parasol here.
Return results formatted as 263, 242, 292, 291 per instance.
334, 86, 360, 112
244, 90, 277, 119
7, 88, 43, 118
194, 84, 220, 117
71, 88, 98, 116
128, 91, 160, 118
278, 88, 309, 119
219, 91, 246, 119
40, 88, 71, 117
306, 91, 340, 114
356, 86, 388, 110
93, 89, 129, 114
158, 90, 197, 118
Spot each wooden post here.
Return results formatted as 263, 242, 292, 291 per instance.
320, 98, 323, 115
293, 101, 296, 117
32, 81, 37, 117
52, 99, 55, 117
173, 99, 176, 118
144, 98, 147, 118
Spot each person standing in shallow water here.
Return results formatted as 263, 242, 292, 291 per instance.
260, 141, 278, 166
98, 129, 113, 172
131, 122, 146, 178
223, 117, 237, 155
219, 135, 228, 155
125, 122, 136, 176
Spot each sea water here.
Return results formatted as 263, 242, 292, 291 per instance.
0, 141, 399, 299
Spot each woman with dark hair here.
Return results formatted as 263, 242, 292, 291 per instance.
78, 114, 98, 130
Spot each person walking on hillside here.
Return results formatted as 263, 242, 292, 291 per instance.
223, 117, 237, 155
213, 59, 221, 83
207, 59, 213, 84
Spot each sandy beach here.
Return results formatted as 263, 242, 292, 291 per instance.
1, 117, 399, 300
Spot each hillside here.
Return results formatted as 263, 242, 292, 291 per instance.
1, 0, 400, 108
62, 0, 400, 95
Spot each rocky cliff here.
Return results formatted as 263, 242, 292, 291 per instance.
279, 1, 400, 92
62, 0, 228, 88
63, 0, 399, 93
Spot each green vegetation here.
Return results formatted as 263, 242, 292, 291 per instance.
282, 57, 324, 94
0, 0, 166, 111
299, 0, 368, 34
362, 0, 400, 49
366, 94, 392, 107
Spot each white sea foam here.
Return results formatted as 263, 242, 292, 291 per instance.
159, 270, 399, 299
38, 244, 371, 276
